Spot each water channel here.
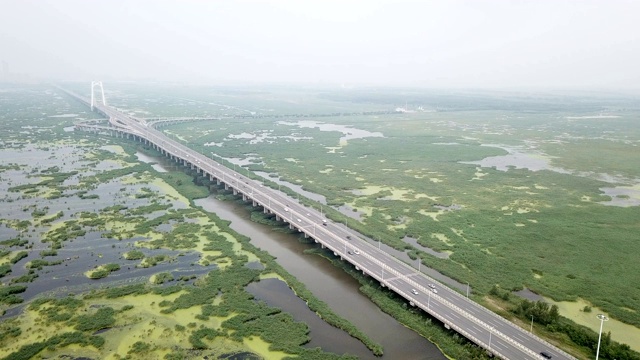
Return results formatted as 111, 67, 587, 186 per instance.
195, 194, 446, 359
142, 152, 447, 358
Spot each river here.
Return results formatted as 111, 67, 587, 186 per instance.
143, 150, 447, 358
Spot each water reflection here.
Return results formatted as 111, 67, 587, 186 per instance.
277, 120, 384, 143
135, 152, 169, 173
246, 278, 372, 358
598, 186, 640, 207
402, 236, 451, 259
460, 144, 570, 173
253, 170, 328, 204
195, 195, 446, 359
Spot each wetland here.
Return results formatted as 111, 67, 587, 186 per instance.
2, 83, 640, 360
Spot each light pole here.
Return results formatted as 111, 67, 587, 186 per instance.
596, 314, 609, 360
530, 315, 534, 333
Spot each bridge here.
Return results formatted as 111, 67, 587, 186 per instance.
67, 84, 576, 360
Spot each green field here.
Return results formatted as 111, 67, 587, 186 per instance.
0, 84, 380, 360
3, 82, 639, 359
111, 85, 640, 346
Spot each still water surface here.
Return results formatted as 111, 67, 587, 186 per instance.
195, 195, 446, 359
142, 150, 454, 358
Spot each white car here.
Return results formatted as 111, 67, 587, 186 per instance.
431, 288, 438, 294
428, 284, 436, 289
297, 218, 302, 222
353, 249, 360, 255
411, 289, 419, 295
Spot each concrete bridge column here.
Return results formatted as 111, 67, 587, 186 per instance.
233, 189, 238, 195
217, 179, 221, 186
252, 200, 257, 207
242, 194, 247, 201
275, 215, 281, 222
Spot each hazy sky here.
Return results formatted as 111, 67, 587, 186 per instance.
2, 0, 639, 89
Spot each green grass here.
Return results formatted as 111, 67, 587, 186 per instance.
4, 82, 639, 358
141, 86, 640, 337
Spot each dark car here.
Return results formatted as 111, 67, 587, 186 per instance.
540, 351, 552, 359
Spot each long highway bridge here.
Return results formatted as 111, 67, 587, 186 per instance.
65, 85, 577, 360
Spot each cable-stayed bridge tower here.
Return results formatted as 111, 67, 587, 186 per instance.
90, 81, 106, 110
